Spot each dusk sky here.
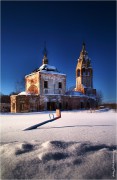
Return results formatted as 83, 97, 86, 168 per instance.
1, 1, 116, 103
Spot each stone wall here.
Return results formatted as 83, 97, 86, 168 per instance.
62, 95, 89, 110
11, 93, 96, 112
11, 95, 40, 113
39, 95, 95, 111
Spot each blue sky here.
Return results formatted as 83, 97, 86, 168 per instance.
1, 1, 116, 103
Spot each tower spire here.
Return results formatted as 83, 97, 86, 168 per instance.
42, 41, 48, 65
82, 41, 86, 52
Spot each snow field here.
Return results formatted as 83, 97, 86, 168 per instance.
0, 110, 117, 179
0, 110, 116, 144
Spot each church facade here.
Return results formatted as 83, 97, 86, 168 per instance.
10, 43, 96, 113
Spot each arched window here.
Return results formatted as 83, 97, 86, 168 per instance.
77, 69, 80, 77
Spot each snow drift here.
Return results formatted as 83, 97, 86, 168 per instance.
0, 140, 116, 179
0, 110, 116, 179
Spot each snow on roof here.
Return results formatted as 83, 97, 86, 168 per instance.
39, 64, 57, 71
18, 91, 31, 95
66, 91, 96, 99
25, 63, 66, 76
39, 63, 66, 75
40, 70, 66, 76
66, 91, 86, 97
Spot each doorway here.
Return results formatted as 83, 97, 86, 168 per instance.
47, 102, 56, 110
87, 102, 90, 109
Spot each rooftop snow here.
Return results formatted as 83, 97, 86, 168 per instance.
39, 64, 57, 71
18, 91, 31, 95
66, 91, 86, 97
40, 70, 66, 76
27, 64, 66, 76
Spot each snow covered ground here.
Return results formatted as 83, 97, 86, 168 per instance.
0, 109, 117, 179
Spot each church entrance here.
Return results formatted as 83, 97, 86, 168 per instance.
47, 102, 56, 111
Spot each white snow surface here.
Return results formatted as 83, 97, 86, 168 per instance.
18, 91, 31, 95
0, 110, 117, 179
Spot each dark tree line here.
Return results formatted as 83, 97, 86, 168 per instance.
0, 94, 10, 103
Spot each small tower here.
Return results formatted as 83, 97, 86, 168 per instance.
75, 42, 95, 95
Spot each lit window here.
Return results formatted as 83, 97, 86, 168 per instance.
44, 81, 48, 88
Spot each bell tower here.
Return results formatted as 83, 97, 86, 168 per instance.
75, 42, 95, 95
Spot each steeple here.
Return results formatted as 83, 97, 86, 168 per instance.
82, 41, 86, 52
75, 42, 94, 94
42, 42, 48, 65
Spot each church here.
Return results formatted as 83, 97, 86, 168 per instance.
10, 43, 96, 113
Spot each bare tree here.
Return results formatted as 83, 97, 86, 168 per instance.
9, 91, 18, 96
96, 90, 103, 106
15, 78, 25, 93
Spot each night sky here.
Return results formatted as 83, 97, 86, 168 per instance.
1, 1, 116, 103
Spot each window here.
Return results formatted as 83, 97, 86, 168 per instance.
58, 82, 62, 88
77, 69, 80, 77
44, 81, 48, 88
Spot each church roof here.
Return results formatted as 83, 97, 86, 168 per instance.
30, 64, 66, 75
40, 70, 66, 76
39, 64, 58, 72
66, 90, 96, 99
66, 91, 86, 97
